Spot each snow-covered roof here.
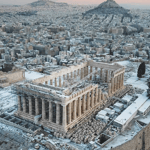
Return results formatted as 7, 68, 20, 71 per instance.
114, 102, 123, 108
122, 94, 132, 102
104, 108, 115, 115
98, 110, 107, 116
97, 115, 109, 120
114, 91, 148, 126
138, 100, 150, 114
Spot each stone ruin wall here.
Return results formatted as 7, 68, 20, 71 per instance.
0, 69, 25, 85
112, 123, 150, 150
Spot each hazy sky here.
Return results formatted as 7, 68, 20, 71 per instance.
0, 0, 150, 5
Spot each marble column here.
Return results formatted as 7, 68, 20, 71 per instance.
84, 67, 86, 77
84, 66, 88, 77
106, 70, 109, 82
101, 93, 104, 101
18, 95, 21, 112
98, 89, 101, 103
87, 92, 90, 110
120, 74, 122, 88
29, 96, 32, 115
114, 77, 117, 92
62, 105, 66, 128
55, 78, 57, 87
122, 73, 124, 87
50, 79, 53, 85
117, 75, 120, 89
117, 76, 119, 90
74, 70, 77, 79
91, 90, 94, 107
71, 72, 73, 78
117, 76, 120, 90
82, 95, 86, 114
90, 66, 93, 80
77, 69, 80, 76
23, 96, 26, 113
49, 101, 52, 122
56, 103, 60, 125
78, 97, 81, 117
95, 88, 98, 105
116, 76, 118, 90
81, 68, 84, 79
111, 78, 114, 93
108, 83, 112, 96
118, 75, 121, 89
42, 99, 46, 120
35, 97, 39, 116
63, 75, 65, 86
45, 81, 48, 85
68, 103, 71, 124
59, 77, 61, 87
73, 100, 76, 120
119, 74, 122, 88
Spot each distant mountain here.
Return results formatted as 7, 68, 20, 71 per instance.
84, 0, 131, 17
27, 0, 68, 7
121, 4, 150, 9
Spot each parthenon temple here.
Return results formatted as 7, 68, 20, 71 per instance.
13, 60, 125, 132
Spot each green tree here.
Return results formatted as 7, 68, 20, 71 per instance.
137, 62, 146, 78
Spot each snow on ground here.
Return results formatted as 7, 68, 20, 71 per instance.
25, 71, 45, 80
117, 61, 149, 90
122, 94, 132, 102
0, 86, 17, 112
0, 71, 46, 113
125, 72, 148, 90
0, 122, 26, 135
116, 60, 130, 66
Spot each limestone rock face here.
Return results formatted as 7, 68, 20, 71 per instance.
84, 0, 131, 17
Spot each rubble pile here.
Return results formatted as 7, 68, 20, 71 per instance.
69, 118, 107, 144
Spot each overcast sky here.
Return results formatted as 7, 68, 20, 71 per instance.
0, 0, 150, 6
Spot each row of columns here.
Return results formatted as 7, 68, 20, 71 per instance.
44, 67, 88, 87
18, 86, 111, 130
66, 87, 101, 125
111, 72, 124, 94
18, 95, 66, 127
44, 66, 114, 87
89, 67, 111, 83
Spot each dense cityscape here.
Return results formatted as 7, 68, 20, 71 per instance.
0, 0, 150, 149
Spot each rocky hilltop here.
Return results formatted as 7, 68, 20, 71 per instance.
27, 0, 68, 7
84, 0, 131, 17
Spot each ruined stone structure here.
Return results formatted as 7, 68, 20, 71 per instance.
112, 122, 150, 150
0, 67, 25, 87
14, 60, 125, 132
